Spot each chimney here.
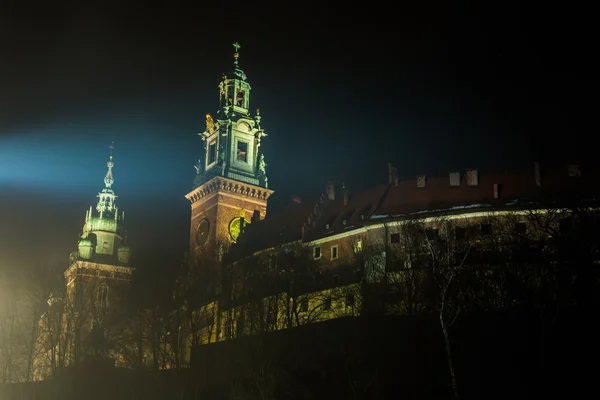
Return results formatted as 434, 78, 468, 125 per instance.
417, 175, 426, 189
449, 172, 461, 187
326, 181, 335, 201
343, 182, 349, 206
534, 161, 541, 187
493, 183, 499, 199
466, 169, 479, 187
388, 162, 398, 185
252, 209, 261, 222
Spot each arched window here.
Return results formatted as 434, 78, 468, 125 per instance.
97, 284, 109, 308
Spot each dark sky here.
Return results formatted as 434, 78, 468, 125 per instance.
1, 1, 597, 272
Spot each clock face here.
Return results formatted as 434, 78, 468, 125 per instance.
228, 216, 248, 242
196, 218, 210, 245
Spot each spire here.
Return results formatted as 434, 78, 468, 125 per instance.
97, 143, 118, 215
233, 41, 241, 66
104, 142, 115, 188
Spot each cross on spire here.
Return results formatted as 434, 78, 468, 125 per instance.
104, 142, 115, 188
233, 41, 241, 65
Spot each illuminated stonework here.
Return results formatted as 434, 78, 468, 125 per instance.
186, 43, 274, 264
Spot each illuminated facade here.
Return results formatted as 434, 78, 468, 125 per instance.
185, 42, 273, 274
34, 146, 134, 379
182, 46, 600, 350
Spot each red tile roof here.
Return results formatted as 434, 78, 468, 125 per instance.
229, 164, 600, 259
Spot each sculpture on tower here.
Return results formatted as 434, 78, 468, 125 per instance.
191, 42, 270, 190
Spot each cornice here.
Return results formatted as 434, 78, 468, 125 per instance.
185, 176, 274, 205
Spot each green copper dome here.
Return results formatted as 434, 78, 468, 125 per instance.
78, 239, 93, 247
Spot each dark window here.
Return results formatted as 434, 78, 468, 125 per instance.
331, 246, 339, 260
455, 226, 466, 240
208, 142, 217, 164
425, 228, 438, 240
300, 298, 309, 312
237, 141, 248, 162
345, 294, 355, 307
313, 247, 321, 259
390, 233, 400, 243
515, 222, 527, 234
481, 224, 493, 235
323, 297, 332, 310
267, 310, 277, 325
236, 89, 245, 107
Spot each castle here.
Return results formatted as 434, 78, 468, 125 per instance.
32, 43, 600, 379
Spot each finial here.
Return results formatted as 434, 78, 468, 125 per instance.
104, 142, 115, 188
233, 42, 241, 66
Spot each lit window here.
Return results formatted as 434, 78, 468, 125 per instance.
354, 239, 363, 253
237, 140, 248, 162
313, 246, 321, 260
331, 245, 339, 260
208, 142, 217, 165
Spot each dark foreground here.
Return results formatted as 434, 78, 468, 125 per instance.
1, 313, 596, 399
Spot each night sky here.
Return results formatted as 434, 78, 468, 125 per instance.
1, 2, 597, 273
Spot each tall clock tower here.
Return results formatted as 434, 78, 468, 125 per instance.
185, 42, 274, 266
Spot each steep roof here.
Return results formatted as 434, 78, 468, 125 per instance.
230, 164, 600, 259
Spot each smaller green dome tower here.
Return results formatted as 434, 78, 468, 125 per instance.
71, 143, 130, 266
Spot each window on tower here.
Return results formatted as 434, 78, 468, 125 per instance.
98, 284, 109, 308
208, 142, 217, 165
236, 89, 245, 107
237, 141, 248, 162
227, 87, 234, 105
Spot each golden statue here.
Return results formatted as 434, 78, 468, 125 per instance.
206, 114, 215, 134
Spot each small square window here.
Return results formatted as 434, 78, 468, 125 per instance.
425, 228, 438, 240
455, 227, 466, 240
300, 298, 308, 312
313, 246, 321, 260
208, 142, 217, 164
390, 233, 400, 244
515, 222, 527, 234
103, 242, 109, 249
331, 245, 339, 260
323, 297, 331, 310
237, 141, 248, 162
